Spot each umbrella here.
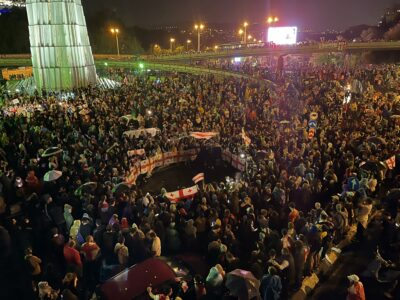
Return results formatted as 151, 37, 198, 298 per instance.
256, 150, 268, 160
350, 137, 363, 150
386, 189, 400, 201
43, 170, 62, 182
74, 182, 98, 196
225, 269, 260, 300
41, 147, 63, 158
367, 136, 386, 145
119, 115, 136, 122
112, 182, 131, 194
359, 161, 387, 173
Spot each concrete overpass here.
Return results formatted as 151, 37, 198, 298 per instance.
1, 41, 400, 67
145, 41, 400, 62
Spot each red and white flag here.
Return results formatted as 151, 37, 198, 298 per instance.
241, 128, 251, 146
192, 173, 205, 184
385, 155, 396, 170
127, 149, 145, 156
190, 132, 218, 140
166, 185, 199, 202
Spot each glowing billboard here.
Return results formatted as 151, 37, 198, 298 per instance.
267, 26, 298, 45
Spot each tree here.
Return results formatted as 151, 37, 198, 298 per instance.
360, 27, 381, 41
384, 22, 400, 40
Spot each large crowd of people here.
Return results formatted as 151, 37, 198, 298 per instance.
0, 59, 399, 300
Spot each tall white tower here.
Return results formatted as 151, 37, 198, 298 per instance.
26, 0, 97, 91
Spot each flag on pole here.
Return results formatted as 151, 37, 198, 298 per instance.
165, 185, 199, 202
127, 149, 146, 156
241, 128, 251, 146
189, 132, 218, 140
192, 173, 205, 184
385, 155, 396, 170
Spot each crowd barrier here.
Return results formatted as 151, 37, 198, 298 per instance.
221, 149, 246, 172
125, 149, 199, 184
125, 147, 249, 185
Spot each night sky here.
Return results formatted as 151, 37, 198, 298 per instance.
83, 0, 398, 30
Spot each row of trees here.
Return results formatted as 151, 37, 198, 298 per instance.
0, 8, 169, 54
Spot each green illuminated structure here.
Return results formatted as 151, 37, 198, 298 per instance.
26, 0, 96, 91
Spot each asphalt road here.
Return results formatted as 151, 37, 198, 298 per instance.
141, 161, 237, 195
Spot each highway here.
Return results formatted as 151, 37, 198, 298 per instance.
146, 41, 400, 62
1, 41, 400, 66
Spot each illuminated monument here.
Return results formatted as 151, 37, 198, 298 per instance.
26, 0, 97, 91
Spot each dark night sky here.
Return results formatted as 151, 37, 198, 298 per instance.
83, 0, 399, 30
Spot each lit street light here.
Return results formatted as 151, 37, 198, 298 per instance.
186, 39, 191, 51
267, 16, 279, 25
238, 29, 244, 43
194, 24, 205, 52
110, 28, 120, 56
170, 38, 175, 52
243, 22, 248, 46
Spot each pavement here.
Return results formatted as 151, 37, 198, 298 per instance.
141, 161, 237, 195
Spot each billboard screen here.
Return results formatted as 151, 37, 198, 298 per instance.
267, 26, 298, 45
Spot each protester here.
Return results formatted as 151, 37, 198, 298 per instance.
0, 61, 399, 300
346, 274, 365, 300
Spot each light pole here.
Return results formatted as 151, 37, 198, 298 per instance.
239, 29, 244, 43
194, 24, 204, 52
170, 38, 175, 52
186, 39, 191, 51
266, 17, 279, 42
243, 22, 248, 47
110, 28, 120, 56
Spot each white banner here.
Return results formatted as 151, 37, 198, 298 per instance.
123, 128, 161, 138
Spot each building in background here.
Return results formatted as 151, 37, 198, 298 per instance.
26, 0, 96, 91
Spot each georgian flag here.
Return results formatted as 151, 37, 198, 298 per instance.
192, 173, 205, 184
127, 149, 145, 156
166, 185, 199, 202
385, 155, 396, 170
241, 128, 251, 146
190, 132, 218, 140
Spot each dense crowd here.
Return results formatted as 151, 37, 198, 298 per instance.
0, 60, 399, 300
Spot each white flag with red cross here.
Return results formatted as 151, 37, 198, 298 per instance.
192, 173, 205, 184
190, 132, 218, 140
166, 185, 199, 202
385, 155, 396, 170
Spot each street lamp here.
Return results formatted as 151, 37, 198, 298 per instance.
170, 38, 175, 52
186, 39, 191, 51
243, 22, 248, 46
267, 16, 279, 25
194, 24, 204, 52
239, 29, 244, 43
110, 28, 120, 56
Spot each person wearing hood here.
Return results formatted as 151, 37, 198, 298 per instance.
79, 213, 93, 242
260, 266, 282, 300
64, 204, 74, 233
69, 220, 81, 244
346, 274, 365, 300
